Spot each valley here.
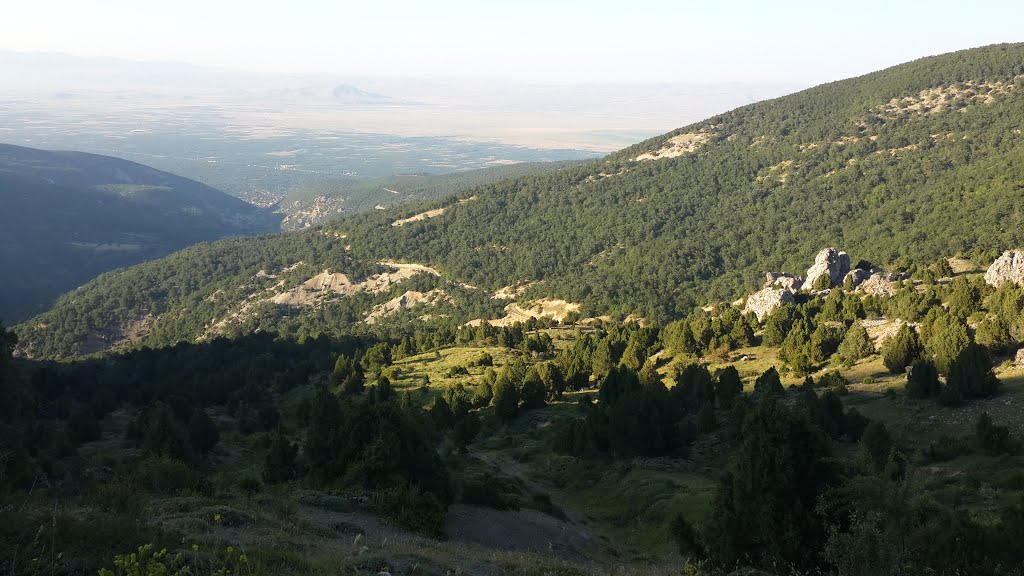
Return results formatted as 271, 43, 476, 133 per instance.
4, 42, 1024, 576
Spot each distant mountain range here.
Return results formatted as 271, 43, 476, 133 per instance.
331, 84, 398, 105
0, 144, 280, 322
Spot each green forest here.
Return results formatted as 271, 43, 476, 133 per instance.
14, 44, 1024, 359
5, 43, 1024, 576
4, 247, 1024, 574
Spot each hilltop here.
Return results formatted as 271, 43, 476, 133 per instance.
15, 43, 1024, 358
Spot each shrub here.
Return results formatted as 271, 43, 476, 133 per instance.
378, 482, 447, 536
238, 474, 262, 495
818, 371, 848, 389
460, 472, 521, 510
861, 421, 893, 469
446, 365, 469, 378
137, 456, 197, 494
976, 413, 1018, 455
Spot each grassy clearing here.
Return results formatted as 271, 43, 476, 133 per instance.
558, 466, 714, 558
390, 346, 513, 386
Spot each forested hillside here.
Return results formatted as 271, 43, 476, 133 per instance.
334, 43, 1024, 316
15, 43, 1024, 359
278, 161, 582, 230
0, 145, 280, 322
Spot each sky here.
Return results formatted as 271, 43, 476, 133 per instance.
3, 0, 1023, 85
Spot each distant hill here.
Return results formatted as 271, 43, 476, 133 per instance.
330, 83, 395, 105
16, 44, 1024, 358
277, 161, 584, 230
0, 144, 280, 322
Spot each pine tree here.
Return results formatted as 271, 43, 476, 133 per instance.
837, 322, 874, 366
536, 361, 566, 400
763, 305, 797, 346
927, 321, 969, 374
473, 379, 493, 408
881, 324, 921, 373
673, 363, 715, 410
638, 361, 663, 390
704, 398, 831, 568
520, 367, 547, 410
946, 342, 1000, 400
753, 367, 784, 397
305, 386, 342, 476
861, 421, 893, 469
905, 360, 940, 398
492, 375, 519, 422
188, 410, 220, 454
334, 355, 365, 394
599, 366, 641, 407
715, 365, 744, 409
620, 337, 646, 371
591, 339, 614, 378
264, 430, 300, 483
428, 396, 454, 430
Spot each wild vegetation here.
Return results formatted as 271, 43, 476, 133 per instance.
4, 239, 1024, 574
15, 44, 1024, 358
279, 161, 582, 230
5, 44, 1024, 575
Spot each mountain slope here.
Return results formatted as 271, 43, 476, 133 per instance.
278, 161, 584, 230
16, 44, 1024, 358
337, 43, 1024, 312
0, 144, 280, 321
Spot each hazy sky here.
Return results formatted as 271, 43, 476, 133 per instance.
4, 0, 1022, 84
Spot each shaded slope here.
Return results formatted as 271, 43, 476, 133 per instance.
0, 144, 280, 321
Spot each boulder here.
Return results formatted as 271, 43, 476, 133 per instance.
844, 268, 872, 288
743, 287, 795, 322
984, 250, 1024, 288
764, 272, 804, 292
1016, 348, 1024, 368
805, 248, 851, 288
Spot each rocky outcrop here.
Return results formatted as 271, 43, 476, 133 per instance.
984, 250, 1024, 288
857, 271, 906, 297
743, 287, 795, 321
765, 272, 804, 292
1016, 348, 1024, 368
805, 248, 851, 288
862, 318, 919, 351
365, 289, 449, 324
844, 268, 872, 288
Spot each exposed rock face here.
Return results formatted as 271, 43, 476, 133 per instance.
862, 318, 919, 351
857, 271, 905, 297
765, 272, 804, 291
743, 287, 795, 321
1016, 348, 1024, 368
805, 248, 851, 288
844, 268, 872, 288
984, 250, 1024, 287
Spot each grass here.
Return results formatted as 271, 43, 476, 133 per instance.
388, 345, 515, 395
557, 466, 715, 557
